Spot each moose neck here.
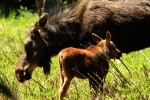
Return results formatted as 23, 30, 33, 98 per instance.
42, 21, 81, 57
42, 2, 87, 57
88, 45, 109, 59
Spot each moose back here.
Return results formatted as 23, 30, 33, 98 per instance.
15, 0, 150, 82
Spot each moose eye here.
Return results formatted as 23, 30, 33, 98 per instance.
24, 41, 32, 48
24, 42, 34, 59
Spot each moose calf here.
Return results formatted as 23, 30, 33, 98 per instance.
58, 31, 122, 100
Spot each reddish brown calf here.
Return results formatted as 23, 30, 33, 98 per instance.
58, 31, 122, 100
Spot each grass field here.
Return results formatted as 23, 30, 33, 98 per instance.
0, 10, 150, 100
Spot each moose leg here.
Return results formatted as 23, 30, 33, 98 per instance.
59, 77, 72, 100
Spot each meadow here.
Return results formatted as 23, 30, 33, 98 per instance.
0, 10, 150, 100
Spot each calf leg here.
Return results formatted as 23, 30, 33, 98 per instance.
59, 68, 64, 87
59, 77, 72, 100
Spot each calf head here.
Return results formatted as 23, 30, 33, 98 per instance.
15, 13, 50, 83
92, 31, 122, 59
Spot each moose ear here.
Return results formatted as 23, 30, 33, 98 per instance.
105, 31, 111, 42
92, 33, 102, 44
34, 13, 48, 29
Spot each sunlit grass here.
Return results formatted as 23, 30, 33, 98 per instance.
0, 10, 150, 100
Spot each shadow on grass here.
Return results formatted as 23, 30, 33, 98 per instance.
0, 76, 17, 100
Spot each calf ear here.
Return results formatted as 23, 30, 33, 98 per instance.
92, 33, 102, 44
34, 13, 48, 29
106, 31, 111, 42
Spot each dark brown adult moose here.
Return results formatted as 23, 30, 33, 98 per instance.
15, 0, 150, 82
58, 31, 122, 100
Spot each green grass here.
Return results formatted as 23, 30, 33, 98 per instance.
0, 10, 150, 100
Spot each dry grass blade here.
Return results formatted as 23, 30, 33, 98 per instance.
130, 79, 145, 100
32, 78, 47, 90
0, 71, 10, 85
109, 60, 130, 84
1, 50, 15, 65
140, 50, 150, 63
119, 59, 132, 77
142, 64, 149, 80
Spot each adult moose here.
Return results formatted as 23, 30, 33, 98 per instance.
15, 0, 150, 82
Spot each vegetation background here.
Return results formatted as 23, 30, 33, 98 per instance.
0, 8, 150, 100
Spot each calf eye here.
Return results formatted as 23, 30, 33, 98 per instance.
109, 44, 116, 51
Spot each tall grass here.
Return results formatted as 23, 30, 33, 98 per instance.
0, 10, 150, 100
